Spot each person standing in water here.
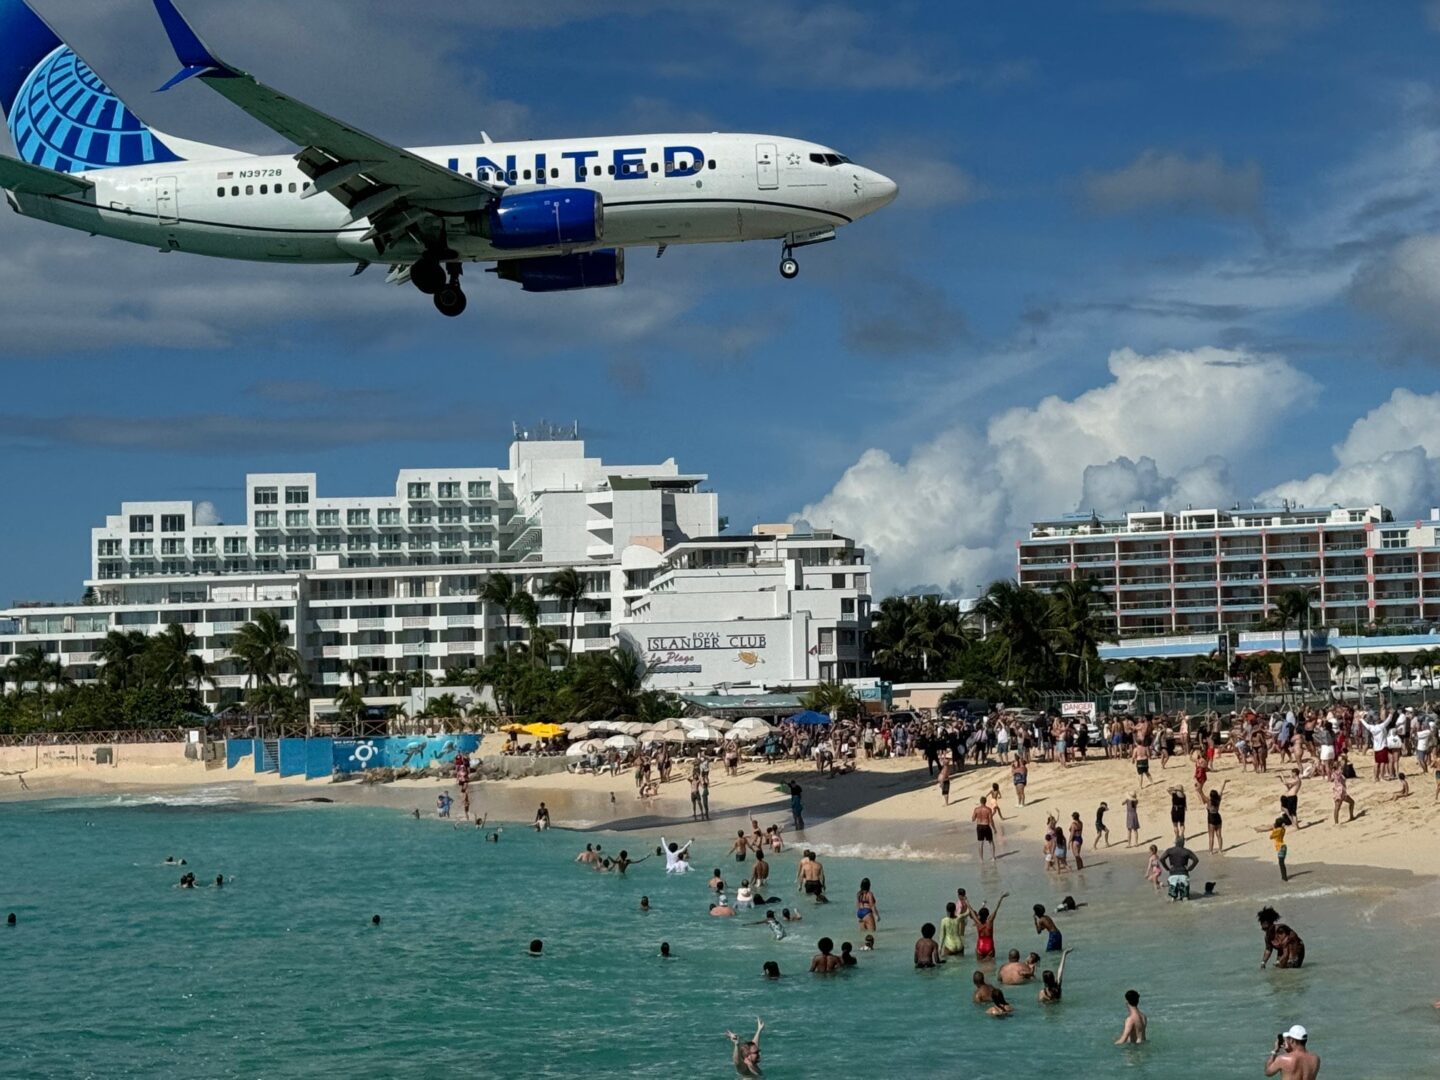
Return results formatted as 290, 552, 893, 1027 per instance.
1033, 904, 1062, 953
939, 901, 965, 958
973, 893, 1008, 961
855, 878, 879, 932
1115, 989, 1147, 1044
972, 796, 998, 862
1206, 779, 1229, 854
726, 1017, 764, 1076
1038, 948, 1073, 1003
1265, 1025, 1320, 1079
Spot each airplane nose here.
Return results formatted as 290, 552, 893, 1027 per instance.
869, 172, 898, 206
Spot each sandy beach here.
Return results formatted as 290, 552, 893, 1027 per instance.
6, 739, 1438, 884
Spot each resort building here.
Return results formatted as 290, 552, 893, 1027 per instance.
0, 432, 871, 703
1018, 502, 1440, 638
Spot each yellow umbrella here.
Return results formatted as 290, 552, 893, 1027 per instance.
500, 723, 527, 734
523, 722, 566, 738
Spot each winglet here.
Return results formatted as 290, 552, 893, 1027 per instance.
153, 0, 236, 90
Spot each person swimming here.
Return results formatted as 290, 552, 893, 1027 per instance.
659, 942, 673, 959
1034, 904, 1063, 952
640, 896, 651, 913
371, 915, 381, 926
528, 939, 543, 956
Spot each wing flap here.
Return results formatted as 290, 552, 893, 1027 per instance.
0, 153, 94, 196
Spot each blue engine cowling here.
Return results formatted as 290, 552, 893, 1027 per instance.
493, 249, 625, 293
486, 189, 603, 250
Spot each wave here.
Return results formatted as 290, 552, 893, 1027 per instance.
103, 788, 248, 808
808, 840, 957, 862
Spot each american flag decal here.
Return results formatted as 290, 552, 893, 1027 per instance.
217, 171, 234, 180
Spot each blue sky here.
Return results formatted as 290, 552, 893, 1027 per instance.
8, 0, 1440, 602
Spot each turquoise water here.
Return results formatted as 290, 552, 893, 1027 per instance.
2, 791, 1437, 1078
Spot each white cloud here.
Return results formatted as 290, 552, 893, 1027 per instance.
193, 501, 221, 526
1257, 388, 1440, 511
801, 346, 1316, 594
1083, 150, 1263, 220
1348, 234, 1440, 359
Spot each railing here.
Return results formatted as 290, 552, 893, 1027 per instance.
0, 728, 191, 746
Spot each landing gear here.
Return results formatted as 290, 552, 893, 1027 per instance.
779, 255, 800, 280
410, 256, 445, 295
433, 262, 467, 317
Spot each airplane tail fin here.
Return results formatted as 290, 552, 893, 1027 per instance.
0, 0, 241, 173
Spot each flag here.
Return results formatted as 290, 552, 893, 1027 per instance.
216, 171, 234, 180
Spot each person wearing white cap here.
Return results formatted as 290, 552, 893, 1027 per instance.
1264, 1024, 1320, 1078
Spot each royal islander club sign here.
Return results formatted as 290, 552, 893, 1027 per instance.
638, 626, 776, 676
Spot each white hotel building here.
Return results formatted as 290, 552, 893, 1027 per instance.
1017, 502, 1440, 638
0, 434, 871, 701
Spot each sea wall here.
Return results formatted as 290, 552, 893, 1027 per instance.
0, 741, 202, 774
225, 734, 483, 778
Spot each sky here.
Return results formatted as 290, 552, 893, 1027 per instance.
8, 0, 1440, 603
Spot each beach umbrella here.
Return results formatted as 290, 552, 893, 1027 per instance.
641, 728, 686, 743
788, 710, 830, 727
613, 721, 644, 735
730, 717, 774, 740
523, 722, 566, 738
647, 719, 685, 733
566, 739, 604, 757
564, 721, 594, 737
681, 714, 723, 729
604, 734, 639, 749
685, 724, 724, 741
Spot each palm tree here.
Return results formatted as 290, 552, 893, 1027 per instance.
1046, 577, 1115, 691
333, 683, 366, 727
1329, 651, 1353, 691
148, 623, 210, 699
1268, 587, 1315, 691
975, 580, 1056, 693
341, 658, 369, 692
571, 646, 672, 724
1373, 651, 1401, 690
232, 610, 301, 689
479, 572, 521, 655
802, 681, 862, 720
6, 645, 68, 727
541, 567, 592, 664
869, 595, 975, 681
97, 629, 149, 691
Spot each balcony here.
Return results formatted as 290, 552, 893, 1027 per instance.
358, 644, 387, 658
1220, 548, 1263, 559
402, 616, 431, 629
356, 618, 386, 631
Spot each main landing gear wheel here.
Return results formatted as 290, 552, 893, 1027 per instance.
434, 282, 467, 317
779, 247, 800, 280
411, 257, 445, 295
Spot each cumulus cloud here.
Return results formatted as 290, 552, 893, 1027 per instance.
801, 346, 1315, 594
1347, 234, 1440, 359
1258, 388, 1440, 511
193, 501, 221, 527
1084, 150, 1263, 221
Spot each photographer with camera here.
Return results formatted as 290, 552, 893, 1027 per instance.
1264, 1024, 1319, 1078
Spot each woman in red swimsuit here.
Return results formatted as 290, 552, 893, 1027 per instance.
972, 892, 1008, 960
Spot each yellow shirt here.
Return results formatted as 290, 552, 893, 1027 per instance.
1269, 826, 1286, 851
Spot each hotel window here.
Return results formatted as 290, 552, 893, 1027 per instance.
437, 482, 461, 499
437, 507, 462, 524
468, 534, 490, 549
129, 515, 153, 533
439, 533, 463, 550
287, 557, 313, 571
129, 539, 153, 556
161, 539, 186, 556
161, 514, 185, 533
97, 539, 122, 557
255, 558, 280, 573
317, 535, 342, 552
286, 536, 310, 553
192, 538, 215, 554
285, 510, 309, 528
131, 561, 156, 576
378, 508, 402, 526
348, 509, 370, 526
223, 538, 247, 555
468, 507, 492, 523
468, 480, 492, 499
377, 536, 402, 551
410, 535, 433, 550
254, 487, 278, 506
348, 535, 372, 551
407, 482, 431, 499
316, 509, 340, 527
256, 537, 280, 554
256, 511, 278, 528
409, 508, 432, 525
285, 487, 310, 505
194, 559, 218, 573
222, 558, 247, 573
99, 564, 123, 580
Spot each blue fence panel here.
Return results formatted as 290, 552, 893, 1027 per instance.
278, 738, 308, 777
225, 739, 254, 770
306, 737, 334, 779
332, 737, 385, 774
255, 740, 279, 774
331, 734, 478, 774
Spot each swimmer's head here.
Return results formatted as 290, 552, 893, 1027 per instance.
946, 902, 956, 916
1026, 952, 1040, 965
1257, 906, 1279, 926
976, 907, 990, 923
6, 913, 15, 926
667, 842, 678, 853
1124, 989, 1140, 1007
528, 939, 543, 955
659, 942, 671, 957
841, 941, 853, 954
1007, 949, 1020, 962
1042, 969, 1058, 990
762, 961, 780, 979
371, 915, 381, 925
864, 934, 875, 947
781, 908, 791, 919
920, 922, 936, 939
640, 896, 650, 908
972, 970, 986, 986
817, 936, 834, 954
1033, 904, 1046, 917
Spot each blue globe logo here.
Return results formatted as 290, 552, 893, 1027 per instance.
7, 46, 179, 173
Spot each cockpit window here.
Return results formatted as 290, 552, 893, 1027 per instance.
809, 152, 853, 167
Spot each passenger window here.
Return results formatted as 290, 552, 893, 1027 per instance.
246, 185, 254, 195
260, 184, 268, 194
508, 170, 517, 181
650, 162, 658, 173
231, 186, 239, 196
523, 169, 531, 180
707, 160, 716, 170
216, 187, 224, 197
593, 165, 601, 175
607, 164, 615, 175
288, 182, 297, 192
551, 168, 559, 178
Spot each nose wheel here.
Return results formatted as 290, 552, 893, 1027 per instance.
433, 262, 467, 317
779, 248, 800, 280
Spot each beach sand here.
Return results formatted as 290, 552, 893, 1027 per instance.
5, 738, 1438, 882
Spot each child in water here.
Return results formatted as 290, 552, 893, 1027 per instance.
1145, 845, 1162, 892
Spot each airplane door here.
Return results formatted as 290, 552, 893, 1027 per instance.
756, 143, 778, 190
156, 176, 179, 226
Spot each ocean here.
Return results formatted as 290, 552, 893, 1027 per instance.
2, 790, 1436, 1078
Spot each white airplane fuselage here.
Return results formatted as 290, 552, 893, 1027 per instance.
9, 132, 897, 265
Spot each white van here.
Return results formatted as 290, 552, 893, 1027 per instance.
1110, 682, 1140, 713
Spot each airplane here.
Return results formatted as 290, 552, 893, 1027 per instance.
0, 0, 899, 316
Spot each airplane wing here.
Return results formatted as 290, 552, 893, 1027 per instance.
0, 153, 94, 196
152, 0, 499, 253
